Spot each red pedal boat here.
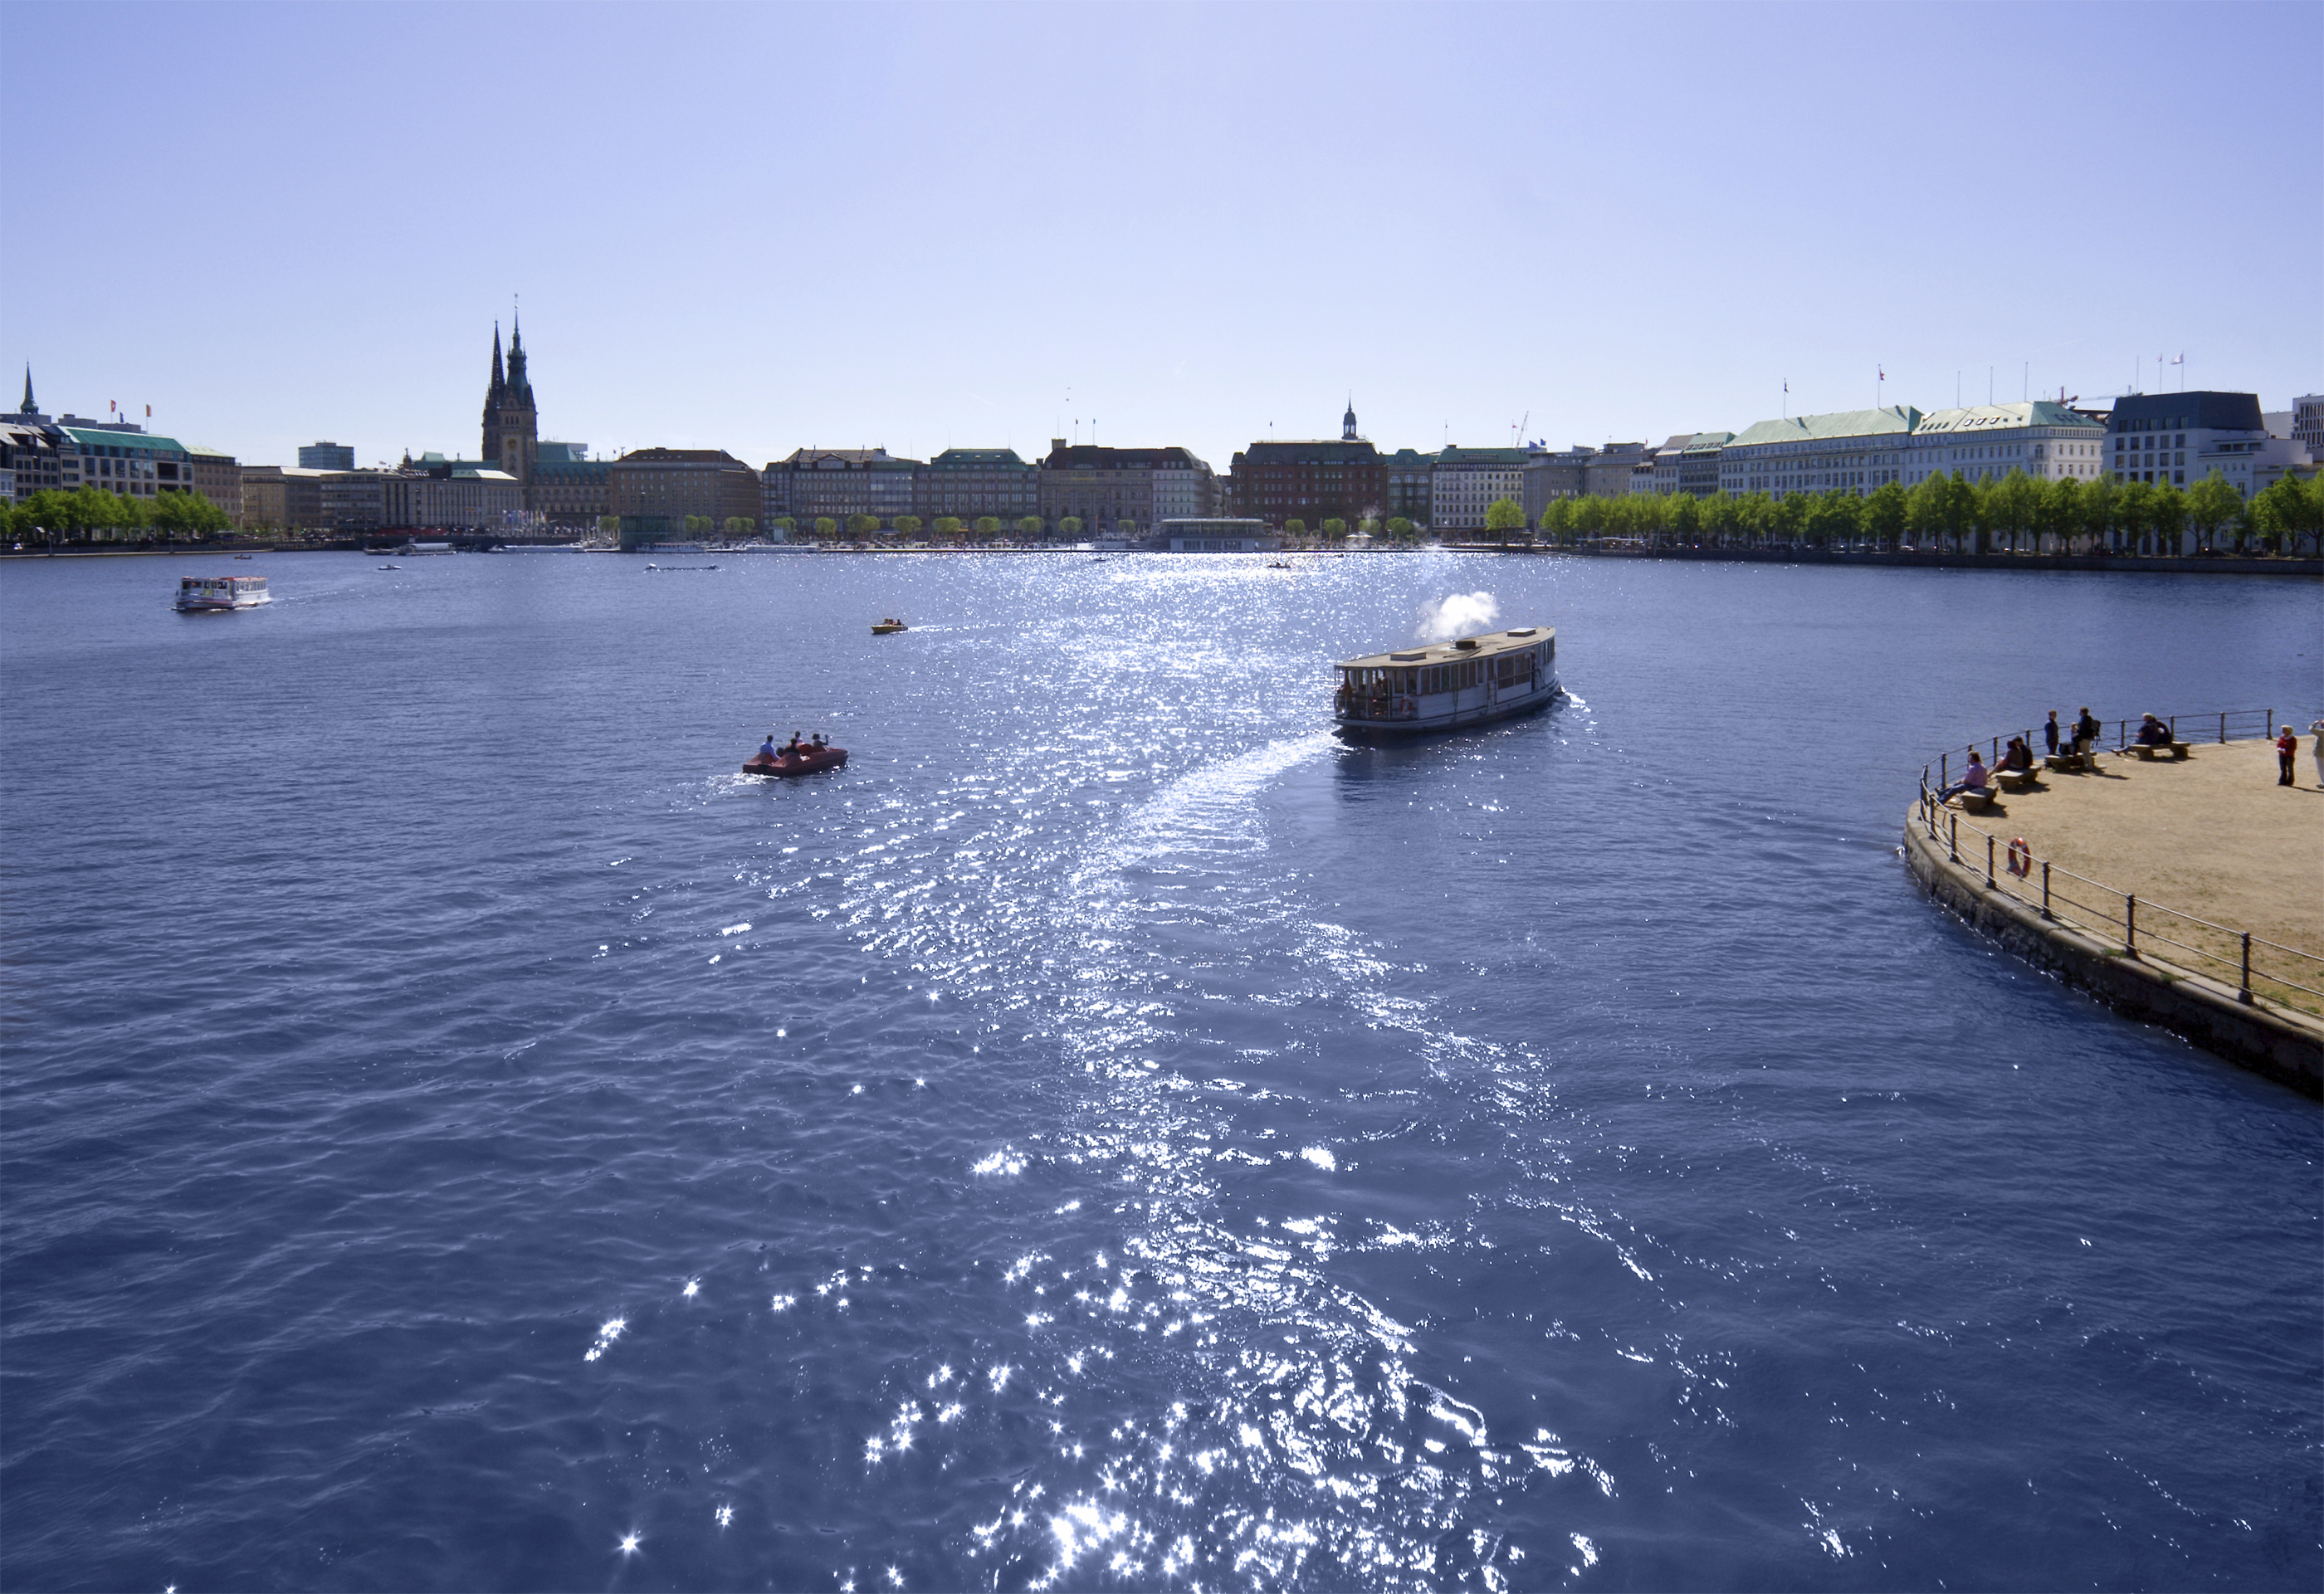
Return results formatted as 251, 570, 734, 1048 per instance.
743, 744, 848, 778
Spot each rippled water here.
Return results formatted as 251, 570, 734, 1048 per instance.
2, 550, 2318, 1592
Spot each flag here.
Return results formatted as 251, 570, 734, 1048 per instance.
110, 399, 116, 412
145, 404, 151, 417
1783, 380, 1789, 393
1878, 366, 1886, 381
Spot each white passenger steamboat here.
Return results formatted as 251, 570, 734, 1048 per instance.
174, 574, 271, 612
1333, 626, 1557, 737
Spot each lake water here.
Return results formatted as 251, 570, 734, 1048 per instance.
2, 549, 2317, 1592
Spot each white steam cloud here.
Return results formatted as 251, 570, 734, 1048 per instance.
1417, 591, 1499, 642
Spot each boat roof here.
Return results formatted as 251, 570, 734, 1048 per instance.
1337, 626, 1553, 669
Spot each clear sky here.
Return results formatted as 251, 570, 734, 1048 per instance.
7, 1, 2318, 471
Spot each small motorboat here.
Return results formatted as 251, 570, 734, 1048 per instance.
743, 743, 849, 778
376, 563, 402, 571
871, 618, 908, 635
234, 553, 254, 561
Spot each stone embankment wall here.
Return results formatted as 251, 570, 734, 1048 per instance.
1902, 812, 2322, 1097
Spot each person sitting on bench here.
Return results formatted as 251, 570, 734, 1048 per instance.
2135, 713, 2172, 748
1940, 750, 1990, 802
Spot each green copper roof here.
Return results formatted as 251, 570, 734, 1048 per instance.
928, 448, 1030, 467
1435, 445, 1534, 465
1726, 407, 1921, 449
1912, 401, 2103, 435
62, 426, 188, 455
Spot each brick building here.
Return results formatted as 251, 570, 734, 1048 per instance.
1228, 404, 1385, 529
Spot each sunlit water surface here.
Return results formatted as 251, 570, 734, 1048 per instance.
2, 550, 2318, 1592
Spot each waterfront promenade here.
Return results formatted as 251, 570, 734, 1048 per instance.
1907, 735, 2324, 1094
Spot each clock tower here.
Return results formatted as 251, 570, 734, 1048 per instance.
481, 317, 539, 485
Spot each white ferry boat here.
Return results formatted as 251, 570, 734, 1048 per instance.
174, 574, 271, 612
1334, 626, 1557, 737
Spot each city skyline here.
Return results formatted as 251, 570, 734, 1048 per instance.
4, 1, 2318, 474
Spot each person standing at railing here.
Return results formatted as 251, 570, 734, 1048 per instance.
2043, 711, 2061, 757
2310, 719, 2324, 789
2074, 707, 2101, 758
2276, 724, 2299, 787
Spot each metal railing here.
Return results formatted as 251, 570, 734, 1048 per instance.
1913, 721, 2324, 1020
1927, 709, 2285, 793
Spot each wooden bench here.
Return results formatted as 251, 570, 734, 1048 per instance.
2131, 742, 2194, 761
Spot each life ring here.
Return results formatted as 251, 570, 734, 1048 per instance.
2006, 837, 2032, 877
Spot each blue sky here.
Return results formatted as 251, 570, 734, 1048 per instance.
7, 1, 2318, 471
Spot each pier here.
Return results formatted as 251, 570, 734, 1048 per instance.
1905, 729, 2323, 1094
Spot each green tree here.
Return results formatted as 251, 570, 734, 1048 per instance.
723, 516, 756, 540
1483, 497, 1525, 539
770, 514, 796, 537
891, 514, 923, 539
2114, 481, 2155, 555
1017, 516, 1044, 541
1668, 491, 1702, 545
2032, 477, 2078, 553
684, 514, 711, 539
2147, 480, 2187, 557
974, 515, 1002, 539
597, 514, 621, 540
1058, 515, 1082, 538
1863, 480, 1907, 550
1284, 518, 1306, 537
2248, 471, 2321, 555
1987, 468, 2039, 555
1386, 514, 1414, 540
1320, 517, 1346, 541
1804, 487, 1860, 549
931, 516, 962, 540
2078, 474, 2118, 550
813, 516, 839, 540
845, 513, 881, 538
2182, 470, 2241, 554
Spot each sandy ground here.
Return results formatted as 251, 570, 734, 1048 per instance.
1941, 738, 2324, 963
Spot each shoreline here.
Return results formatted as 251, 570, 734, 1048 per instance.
6, 542, 2319, 575
1448, 543, 2323, 577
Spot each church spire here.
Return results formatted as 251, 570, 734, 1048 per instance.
489, 323, 505, 402
18, 363, 33, 417
505, 308, 530, 405
1342, 397, 1359, 441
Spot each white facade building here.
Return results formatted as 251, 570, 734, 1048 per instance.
1905, 402, 2107, 487
2107, 391, 2307, 499
1718, 407, 1917, 499
1429, 446, 1531, 529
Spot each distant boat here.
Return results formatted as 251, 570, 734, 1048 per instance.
644, 563, 719, 571
176, 574, 271, 612
872, 618, 908, 634
743, 743, 848, 778
376, 563, 402, 571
